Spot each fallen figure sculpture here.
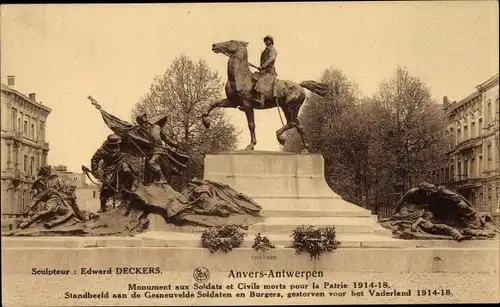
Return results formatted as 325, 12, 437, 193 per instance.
5, 178, 263, 237
380, 182, 499, 241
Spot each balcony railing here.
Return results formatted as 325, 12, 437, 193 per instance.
0, 168, 33, 184
451, 174, 482, 189
2, 130, 22, 140
1, 130, 49, 150
455, 137, 480, 151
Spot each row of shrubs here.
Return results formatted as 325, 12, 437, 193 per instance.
200, 225, 341, 260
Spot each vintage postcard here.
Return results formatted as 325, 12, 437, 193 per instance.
1, 2, 499, 306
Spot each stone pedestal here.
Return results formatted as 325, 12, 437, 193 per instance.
204, 151, 369, 213
202, 151, 388, 237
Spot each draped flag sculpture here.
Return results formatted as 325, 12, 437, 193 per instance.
87, 96, 189, 185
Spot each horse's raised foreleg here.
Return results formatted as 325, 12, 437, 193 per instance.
244, 108, 257, 150
202, 98, 237, 129
294, 117, 310, 154
276, 124, 295, 146
276, 106, 294, 145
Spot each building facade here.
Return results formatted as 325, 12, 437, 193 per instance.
52, 164, 87, 188
441, 73, 500, 217
51, 164, 100, 211
1, 76, 51, 216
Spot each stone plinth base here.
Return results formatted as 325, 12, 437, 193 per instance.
196, 151, 383, 236
2, 239, 499, 306
204, 151, 370, 213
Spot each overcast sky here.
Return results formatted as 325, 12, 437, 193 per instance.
1, 2, 498, 173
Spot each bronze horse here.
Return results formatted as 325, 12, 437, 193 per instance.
201, 40, 329, 153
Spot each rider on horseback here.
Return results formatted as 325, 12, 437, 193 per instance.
254, 35, 277, 107
206, 38, 329, 153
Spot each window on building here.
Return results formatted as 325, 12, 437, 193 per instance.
496, 188, 499, 211
463, 159, 468, 179
497, 138, 500, 170
496, 98, 499, 120
457, 128, 461, 143
457, 161, 461, 180
479, 118, 483, 135
34, 119, 38, 139
22, 189, 27, 212
488, 188, 493, 212
479, 155, 483, 175
471, 158, 475, 178
448, 128, 453, 149
487, 101, 492, 125
30, 123, 35, 139
451, 165, 455, 181
23, 155, 28, 172
11, 108, 17, 130
487, 143, 493, 172
30, 156, 34, 175
23, 120, 28, 136
471, 122, 475, 138
40, 122, 45, 141
464, 125, 468, 140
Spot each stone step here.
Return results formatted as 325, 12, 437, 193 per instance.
259, 200, 371, 217
2, 234, 498, 250
252, 197, 372, 213
137, 231, 500, 249
373, 224, 393, 237
247, 217, 375, 234
138, 231, 418, 248
245, 233, 417, 248
262, 209, 370, 217
141, 232, 416, 248
367, 215, 395, 237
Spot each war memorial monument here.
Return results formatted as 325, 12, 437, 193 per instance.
2, 38, 499, 306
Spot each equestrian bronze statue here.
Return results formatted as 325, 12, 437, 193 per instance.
201, 39, 329, 153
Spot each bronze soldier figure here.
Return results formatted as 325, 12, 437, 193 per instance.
394, 182, 485, 228
19, 166, 88, 229
91, 134, 135, 213
254, 35, 278, 107
136, 113, 179, 184
411, 211, 467, 241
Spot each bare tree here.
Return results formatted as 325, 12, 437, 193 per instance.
131, 55, 240, 186
372, 67, 450, 195
282, 67, 450, 216
282, 68, 369, 205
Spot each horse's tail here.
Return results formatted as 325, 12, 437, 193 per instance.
299, 80, 330, 97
